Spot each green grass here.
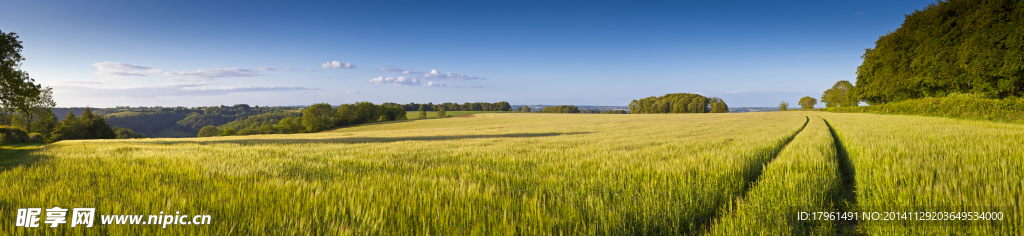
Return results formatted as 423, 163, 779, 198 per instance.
0, 112, 807, 235
405, 111, 522, 119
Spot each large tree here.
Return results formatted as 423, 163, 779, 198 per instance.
778, 101, 789, 111
798, 96, 818, 110
821, 80, 858, 108
302, 103, 335, 132
854, 0, 1024, 104
1, 30, 42, 120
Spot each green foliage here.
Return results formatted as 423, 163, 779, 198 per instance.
380, 105, 407, 121
47, 108, 116, 143
106, 112, 189, 136
709, 97, 729, 113
600, 110, 626, 114
276, 117, 305, 134
516, 106, 522, 112
112, 127, 147, 139
821, 80, 858, 108
0, 126, 29, 144
173, 113, 235, 134
437, 107, 447, 118
779, 101, 789, 111
0, 30, 42, 116
197, 125, 219, 137
629, 93, 723, 114
522, 106, 531, 112
854, 0, 1024, 104
218, 112, 300, 133
798, 96, 817, 110
219, 128, 237, 136
828, 93, 1024, 122
417, 106, 427, 119
336, 104, 356, 125
541, 105, 580, 113
352, 102, 381, 124
302, 103, 335, 133
27, 132, 43, 143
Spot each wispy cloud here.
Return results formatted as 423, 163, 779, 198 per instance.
280, 67, 315, 72
57, 83, 310, 98
425, 81, 447, 87
376, 67, 421, 74
854, 11, 864, 15
303, 92, 317, 97
421, 69, 481, 80
308, 77, 336, 79
346, 91, 362, 94
92, 62, 163, 77
368, 76, 420, 86
58, 80, 109, 85
162, 68, 266, 79
321, 61, 356, 69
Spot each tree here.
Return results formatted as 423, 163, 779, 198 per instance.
336, 104, 356, 125
628, 93, 713, 114
516, 106, 522, 112
709, 97, 729, 113
418, 105, 427, 119
197, 125, 219, 137
523, 106, 531, 112
219, 128, 237, 136
542, 105, 581, 113
113, 127, 147, 139
437, 107, 447, 118
798, 96, 818, 110
301, 103, 335, 132
779, 101, 789, 111
353, 102, 381, 123
13, 87, 55, 133
1, 30, 42, 120
79, 107, 116, 139
821, 80, 858, 108
853, 0, 1024, 103
47, 111, 82, 142
277, 117, 304, 134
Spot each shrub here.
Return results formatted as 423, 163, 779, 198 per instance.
828, 93, 1024, 122
28, 133, 44, 143
0, 126, 30, 144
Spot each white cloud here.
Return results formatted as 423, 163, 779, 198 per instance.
346, 91, 362, 94
376, 67, 420, 74
256, 67, 274, 71
321, 61, 356, 69
368, 76, 420, 86
425, 81, 447, 87
58, 80, 108, 85
421, 69, 481, 80
57, 83, 310, 98
92, 62, 163, 77
303, 92, 317, 97
162, 68, 266, 79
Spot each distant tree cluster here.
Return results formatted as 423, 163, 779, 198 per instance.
628, 93, 728, 114
542, 105, 580, 113
798, 97, 818, 110
48, 108, 116, 142
853, 0, 1024, 104
578, 109, 627, 114
385, 102, 512, 112
199, 102, 408, 137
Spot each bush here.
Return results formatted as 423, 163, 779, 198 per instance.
0, 126, 30, 145
828, 93, 1024, 122
28, 133, 44, 143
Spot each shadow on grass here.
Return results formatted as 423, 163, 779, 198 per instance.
0, 143, 47, 172
149, 132, 592, 146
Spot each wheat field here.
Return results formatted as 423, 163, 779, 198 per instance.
1, 112, 1020, 235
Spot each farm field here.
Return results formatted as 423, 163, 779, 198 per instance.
0, 112, 1020, 235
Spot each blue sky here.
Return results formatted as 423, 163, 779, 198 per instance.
2, 0, 937, 107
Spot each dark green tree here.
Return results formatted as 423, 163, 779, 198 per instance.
437, 107, 447, 118
336, 104, 356, 125
197, 125, 219, 137
1, 30, 42, 120
854, 0, 1024, 104
113, 127, 147, 139
418, 105, 427, 119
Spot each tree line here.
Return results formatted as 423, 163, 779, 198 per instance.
385, 102, 512, 112
629, 93, 729, 114
850, 0, 1023, 105
198, 102, 410, 137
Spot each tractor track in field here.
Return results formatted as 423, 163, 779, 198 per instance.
698, 115, 810, 234
822, 117, 862, 235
